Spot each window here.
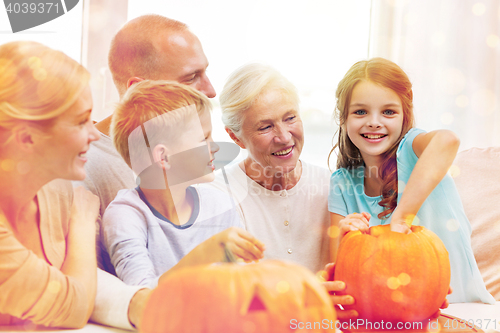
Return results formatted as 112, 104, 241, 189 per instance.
126, 0, 372, 168
1, 1, 372, 169
0, 2, 83, 62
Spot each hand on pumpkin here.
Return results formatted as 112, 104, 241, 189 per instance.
339, 212, 370, 237
217, 227, 265, 263
128, 288, 152, 329
389, 210, 413, 234
322, 263, 358, 320
430, 286, 453, 318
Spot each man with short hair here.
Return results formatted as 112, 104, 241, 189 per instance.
74, 14, 217, 330
83, 14, 216, 219
108, 15, 215, 100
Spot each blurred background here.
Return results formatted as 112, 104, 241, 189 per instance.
1, 0, 499, 168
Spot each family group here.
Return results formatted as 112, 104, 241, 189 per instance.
0, 13, 495, 330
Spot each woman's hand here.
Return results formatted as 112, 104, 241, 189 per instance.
70, 186, 100, 228
128, 288, 152, 329
322, 263, 358, 321
430, 286, 452, 318
216, 227, 266, 263
439, 287, 452, 309
339, 212, 370, 237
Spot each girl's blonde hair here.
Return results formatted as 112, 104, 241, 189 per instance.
219, 63, 299, 134
0, 41, 90, 141
330, 57, 415, 219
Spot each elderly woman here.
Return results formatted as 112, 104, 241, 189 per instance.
216, 63, 363, 319
216, 63, 453, 320
217, 63, 331, 272
217, 63, 357, 319
0, 41, 100, 328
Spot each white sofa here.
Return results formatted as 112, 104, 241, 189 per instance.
453, 147, 500, 301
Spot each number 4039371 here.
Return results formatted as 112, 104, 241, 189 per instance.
6, 2, 59, 14
443, 318, 497, 330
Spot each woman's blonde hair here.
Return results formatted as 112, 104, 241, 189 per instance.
0, 41, 90, 139
111, 80, 212, 174
330, 57, 415, 219
219, 63, 299, 134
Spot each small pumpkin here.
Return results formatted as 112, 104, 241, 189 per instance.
334, 225, 450, 323
141, 260, 336, 333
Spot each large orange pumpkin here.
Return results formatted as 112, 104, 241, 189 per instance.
334, 225, 450, 323
141, 260, 336, 333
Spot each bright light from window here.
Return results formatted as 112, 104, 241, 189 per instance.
0, 2, 83, 63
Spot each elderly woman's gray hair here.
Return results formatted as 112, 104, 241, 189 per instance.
219, 63, 299, 134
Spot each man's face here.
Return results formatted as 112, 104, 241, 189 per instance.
155, 30, 216, 98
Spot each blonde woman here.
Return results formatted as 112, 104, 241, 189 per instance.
0, 41, 100, 328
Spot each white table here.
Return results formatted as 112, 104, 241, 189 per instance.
441, 302, 500, 332
1, 302, 498, 332
0, 323, 128, 333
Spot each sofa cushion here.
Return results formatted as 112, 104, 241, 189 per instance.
453, 147, 500, 301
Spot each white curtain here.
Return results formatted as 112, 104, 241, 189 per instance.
369, 0, 500, 151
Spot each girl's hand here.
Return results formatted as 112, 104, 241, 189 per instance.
390, 218, 411, 234
389, 209, 412, 234
216, 227, 266, 263
322, 263, 358, 320
339, 212, 370, 237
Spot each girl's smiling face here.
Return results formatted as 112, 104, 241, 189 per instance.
346, 80, 404, 166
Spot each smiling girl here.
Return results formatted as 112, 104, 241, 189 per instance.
328, 58, 495, 304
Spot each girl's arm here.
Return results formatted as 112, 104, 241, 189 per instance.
390, 130, 460, 233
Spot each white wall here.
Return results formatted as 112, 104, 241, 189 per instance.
0, 1, 83, 62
